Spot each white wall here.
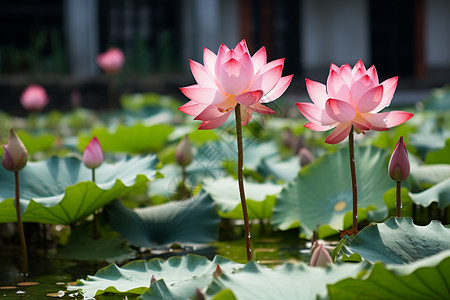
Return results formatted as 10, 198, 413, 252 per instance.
426, 0, 450, 68
301, 0, 370, 70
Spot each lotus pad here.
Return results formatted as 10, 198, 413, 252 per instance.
0, 155, 158, 224
328, 250, 450, 300
273, 146, 392, 238
207, 260, 369, 300
203, 177, 282, 219
67, 255, 244, 298
106, 192, 220, 248
334, 217, 450, 264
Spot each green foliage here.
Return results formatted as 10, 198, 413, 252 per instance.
328, 250, 450, 300
273, 146, 392, 238
334, 217, 450, 264
409, 178, 450, 209
203, 177, 282, 220
425, 138, 450, 164
0, 155, 158, 224
67, 255, 244, 299
78, 123, 174, 154
106, 192, 220, 248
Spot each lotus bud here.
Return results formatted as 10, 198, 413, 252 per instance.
2, 128, 28, 172
150, 275, 156, 285
298, 147, 314, 167
20, 84, 49, 111
82, 136, 103, 169
213, 264, 224, 277
282, 129, 294, 148
388, 137, 410, 182
310, 241, 333, 267
175, 135, 193, 167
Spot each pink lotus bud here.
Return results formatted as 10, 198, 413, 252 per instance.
310, 241, 333, 267
20, 84, 49, 111
389, 137, 410, 182
96, 47, 125, 74
82, 137, 103, 169
2, 128, 28, 172
298, 147, 314, 166
175, 135, 193, 167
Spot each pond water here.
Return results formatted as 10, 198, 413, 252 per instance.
0, 225, 308, 299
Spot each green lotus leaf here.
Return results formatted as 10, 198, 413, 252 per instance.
425, 138, 450, 164
409, 177, 450, 209
422, 85, 450, 110
67, 255, 244, 299
207, 260, 369, 300
0, 130, 55, 156
257, 155, 300, 182
273, 146, 392, 238
328, 249, 450, 300
0, 155, 158, 224
106, 192, 219, 248
78, 123, 174, 154
334, 217, 450, 264
203, 177, 283, 219
410, 164, 450, 188
57, 223, 135, 263
197, 140, 278, 171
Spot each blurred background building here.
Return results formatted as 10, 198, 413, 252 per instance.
0, 0, 449, 112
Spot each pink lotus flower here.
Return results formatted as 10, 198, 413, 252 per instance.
97, 47, 125, 74
389, 136, 410, 181
2, 128, 27, 172
20, 84, 49, 111
82, 137, 103, 169
179, 39, 293, 129
296, 60, 413, 144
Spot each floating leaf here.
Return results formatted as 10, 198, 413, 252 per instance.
106, 192, 219, 248
410, 164, 450, 188
334, 217, 450, 264
257, 155, 300, 182
273, 146, 392, 238
0, 155, 158, 224
328, 250, 450, 300
67, 255, 244, 299
409, 178, 450, 209
78, 123, 174, 154
203, 177, 282, 219
207, 260, 369, 300
425, 138, 450, 164
57, 223, 135, 263
197, 141, 278, 171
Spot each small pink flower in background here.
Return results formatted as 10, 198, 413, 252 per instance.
310, 241, 333, 267
82, 137, 103, 169
179, 39, 293, 130
20, 84, 49, 111
296, 60, 413, 144
97, 47, 125, 74
389, 136, 410, 182
2, 128, 27, 172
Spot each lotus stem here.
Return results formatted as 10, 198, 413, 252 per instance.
15, 171, 28, 276
348, 126, 358, 232
180, 165, 187, 199
235, 104, 252, 262
92, 169, 98, 239
396, 181, 401, 217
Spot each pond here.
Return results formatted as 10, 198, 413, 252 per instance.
0, 224, 308, 299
